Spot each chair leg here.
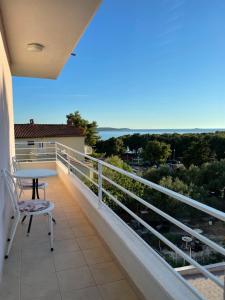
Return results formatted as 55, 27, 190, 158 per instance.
19, 189, 23, 199
21, 216, 26, 223
48, 213, 54, 251
5, 215, 20, 259
27, 216, 33, 236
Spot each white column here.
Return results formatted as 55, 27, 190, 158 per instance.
0, 26, 15, 280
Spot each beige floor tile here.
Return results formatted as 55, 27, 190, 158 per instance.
98, 280, 139, 300
72, 224, 96, 238
77, 236, 103, 250
83, 246, 112, 265
90, 262, 124, 285
69, 217, 90, 228
57, 266, 95, 291
25, 291, 62, 300
21, 254, 55, 281
2, 248, 21, 276
19, 227, 50, 246
21, 240, 53, 257
61, 286, 102, 300
54, 250, 87, 271
63, 206, 81, 213
53, 219, 70, 230
54, 238, 80, 253
0, 273, 20, 300
21, 272, 60, 300
53, 211, 68, 221
20, 220, 48, 234
54, 227, 74, 241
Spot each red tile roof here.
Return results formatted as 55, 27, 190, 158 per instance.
15, 124, 85, 139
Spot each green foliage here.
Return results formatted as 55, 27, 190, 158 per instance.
96, 138, 125, 156
104, 155, 132, 171
183, 140, 212, 167
142, 140, 172, 164
102, 157, 143, 211
66, 111, 99, 146
102, 156, 144, 212
96, 131, 225, 167
122, 134, 147, 152
143, 159, 225, 218
144, 164, 171, 183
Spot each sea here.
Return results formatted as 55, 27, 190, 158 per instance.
98, 129, 225, 141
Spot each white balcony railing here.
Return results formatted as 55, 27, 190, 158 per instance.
15, 141, 225, 298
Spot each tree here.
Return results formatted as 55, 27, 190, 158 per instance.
183, 140, 212, 167
95, 137, 125, 156
143, 140, 172, 164
102, 156, 144, 212
66, 111, 99, 146
143, 164, 171, 183
122, 134, 147, 153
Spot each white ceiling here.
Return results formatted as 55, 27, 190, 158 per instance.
0, 0, 101, 79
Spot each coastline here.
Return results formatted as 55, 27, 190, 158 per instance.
98, 128, 225, 140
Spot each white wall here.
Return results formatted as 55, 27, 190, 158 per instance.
0, 17, 15, 279
16, 136, 85, 153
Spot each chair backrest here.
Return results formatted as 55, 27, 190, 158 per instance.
12, 156, 21, 172
11, 157, 24, 188
3, 169, 20, 214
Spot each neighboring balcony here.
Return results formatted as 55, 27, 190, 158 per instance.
1, 142, 225, 300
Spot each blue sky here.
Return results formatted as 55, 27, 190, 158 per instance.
13, 0, 225, 129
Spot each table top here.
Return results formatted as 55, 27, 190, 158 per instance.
182, 236, 192, 242
13, 168, 57, 179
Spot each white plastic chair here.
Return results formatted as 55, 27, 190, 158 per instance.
3, 169, 54, 258
12, 157, 48, 199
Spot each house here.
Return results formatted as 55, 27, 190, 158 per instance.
15, 118, 85, 160
14, 119, 93, 178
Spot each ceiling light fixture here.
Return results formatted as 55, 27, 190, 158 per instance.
27, 43, 44, 52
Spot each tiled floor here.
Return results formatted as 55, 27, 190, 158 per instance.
0, 176, 141, 300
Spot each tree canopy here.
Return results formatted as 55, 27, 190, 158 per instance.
96, 137, 124, 156
66, 111, 99, 146
142, 140, 172, 164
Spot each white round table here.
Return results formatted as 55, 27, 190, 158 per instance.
14, 168, 57, 199
182, 236, 192, 249
14, 168, 57, 180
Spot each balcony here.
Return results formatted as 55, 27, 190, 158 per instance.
1, 173, 142, 300
1, 142, 225, 299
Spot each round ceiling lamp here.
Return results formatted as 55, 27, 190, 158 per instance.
27, 43, 44, 52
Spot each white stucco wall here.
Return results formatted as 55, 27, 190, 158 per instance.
0, 19, 15, 279
15, 136, 85, 153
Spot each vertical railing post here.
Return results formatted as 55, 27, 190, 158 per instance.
55, 142, 57, 162
67, 151, 70, 174
98, 161, 102, 208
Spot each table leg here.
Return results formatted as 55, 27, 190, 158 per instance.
22, 178, 36, 225
26, 179, 36, 234
32, 179, 36, 199
35, 179, 40, 199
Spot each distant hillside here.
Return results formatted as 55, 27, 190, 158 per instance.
97, 127, 131, 131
